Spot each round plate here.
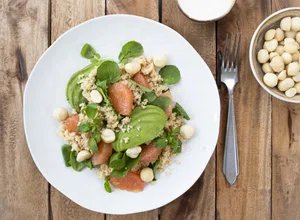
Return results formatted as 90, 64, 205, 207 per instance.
24, 15, 220, 214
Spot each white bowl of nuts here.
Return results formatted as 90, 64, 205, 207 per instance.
250, 7, 300, 103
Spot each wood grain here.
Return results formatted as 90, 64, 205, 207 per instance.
0, 0, 49, 219
105, 1, 159, 219
216, 0, 272, 219
160, 0, 216, 219
272, 1, 300, 220
50, 1, 105, 219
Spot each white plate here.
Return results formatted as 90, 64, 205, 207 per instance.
24, 15, 220, 215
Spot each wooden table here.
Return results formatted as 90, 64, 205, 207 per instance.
1, 0, 300, 219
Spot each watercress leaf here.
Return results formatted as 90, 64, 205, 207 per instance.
159, 65, 181, 85
120, 58, 129, 64
97, 60, 120, 84
88, 137, 98, 153
143, 91, 157, 103
93, 118, 103, 127
90, 58, 98, 63
149, 159, 160, 181
128, 79, 152, 92
109, 152, 126, 170
61, 144, 72, 167
94, 53, 101, 59
153, 136, 168, 149
78, 121, 93, 133
111, 154, 141, 178
82, 159, 93, 170
80, 44, 96, 59
170, 138, 182, 154
104, 177, 112, 193
69, 151, 86, 171
173, 102, 190, 120
118, 41, 144, 63
150, 96, 171, 111
93, 133, 101, 142
85, 103, 98, 119
172, 127, 180, 135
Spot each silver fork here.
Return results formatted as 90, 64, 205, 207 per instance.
221, 33, 241, 185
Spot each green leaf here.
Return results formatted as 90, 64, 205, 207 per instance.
97, 60, 120, 84
118, 41, 144, 63
61, 145, 72, 167
81, 44, 96, 59
173, 102, 190, 120
93, 118, 103, 127
172, 127, 180, 135
93, 133, 101, 142
90, 58, 98, 63
159, 65, 181, 85
85, 103, 98, 119
69, 151, 86, 171
88, 137, 98, 153
109, 152, 126, 170
104, 177, 112, 193
95, 53, 101, 59
143, 91, 157, 103
153, 136, 168, 149
150, 96, 171, 111
82, 159, 93, 170
149, 159, 160, 181
128, 79, 152, 92
169, 138, 182, 154
111, 154, 141, 178
78, 121, 93, 133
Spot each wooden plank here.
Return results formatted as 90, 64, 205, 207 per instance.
160, 1, 216, 220
106, 1, 159, 219
50, 1, 105, 219
216, 0, 272, 219
272, 1, 300, 220
0, 0, 49, 219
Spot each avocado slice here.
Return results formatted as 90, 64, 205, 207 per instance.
112, 105, 167, 152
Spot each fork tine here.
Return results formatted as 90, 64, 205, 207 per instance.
221, 34, 229, 69
235, 33, 241, 69
230, 33, 238, 68
225, 34, 232, 69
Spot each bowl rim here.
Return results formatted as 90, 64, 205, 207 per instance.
249, 7, 300, 103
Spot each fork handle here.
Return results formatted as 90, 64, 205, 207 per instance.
223, 93, 239, 185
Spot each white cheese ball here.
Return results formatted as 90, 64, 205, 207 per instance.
263, 73, 278, 88
153, 54, 168, 68
90, 90, 103, 103
76, 150, 92, 162
278, 78, 295, 91
265, 29, 276, 40
285, 31, 297, 39
53, 108, 68, 121
262, 63, 273, 73
286, 62, 300, 76
126, 146, 142, 159
281, 52, 293, 65
285, 88, 297, 98
277, 70, 287, 81
280, 17, 292, 31
257, 49, 270, 63
140, 167, 154, 182
180, 124, 195, 140
291, 17, 300, 31
263, 39, 278, 52
294, 82, 300, 93
274, 28, 285, 41
125, 62, 141, 74
270, 56, 285, 72
101, 129, 116, 143
275, 45, 285, 55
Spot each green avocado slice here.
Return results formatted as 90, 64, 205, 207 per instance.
112, 105, 167, 152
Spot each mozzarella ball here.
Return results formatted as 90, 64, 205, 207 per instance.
281, 52, 293, 65
270, 56, 285, 72
263, 73, 278, 88
262, 63, 273, 73
53, 108, 68, 121
101, 129, 116, 143
284, 42, 299, 53
287, 62, 300, 76
291, 17, 300, 31
275, 45, 285, 55
280, 17, 292, 31
140, 167, 154, 182
125, 62, 141, 74
153, 54, 168, 68
274, 28, 285, 41
296, 32, 300, 44
90, 90, 103, 103
278, 78, 295, 91
294, 82, 300, 93
270, 52, 279, 60
277, 70, 287, 80
126, 146, 142, 159
263, 39, 278, 52
285, 88, 297, 98
265, 29, 276, 40
285, 31, 297, 39
180, 124, 195, 140
76, 150, 92, 162
257, 49, 270, 63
